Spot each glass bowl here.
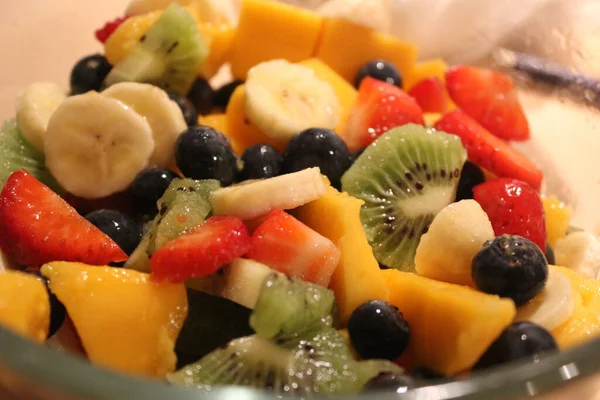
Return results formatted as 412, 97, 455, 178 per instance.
1, 0, 599, 399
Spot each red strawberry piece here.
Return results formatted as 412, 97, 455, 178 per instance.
247, 210, 341, 287
445, 65, 529, 141
0, 170, 128, 267
473, 178, 546, 252
344, 76, 424, 151
150, 216, 251, 283
434, 109, 543, 190
408, 77, 449, 113
95, 16, 128, 44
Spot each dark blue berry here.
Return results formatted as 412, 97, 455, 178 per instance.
85, 210, 142, 257
25, 269, 66, 338
282, 128, 352, 189
214, 80, 243, 110
238, 144, 282, 181
187, 78, 214, 115
364, 372, 415, 392
474, 322, 558, 370
169, 93, 198, 127
347, 300, 410, 361
131, 168, 179, 216
175, 126, 238, 186
455, 161, 485, 201
355, 60, 402, 89
472, 234, 548, 306
545, 243, 555, 264
70, 54, 112, 95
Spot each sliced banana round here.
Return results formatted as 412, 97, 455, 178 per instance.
15, 82, 67, 152
103, 82, 187, 168
245, 59, 340, 143
45, 92, 155, 199
514, 268, 574, 331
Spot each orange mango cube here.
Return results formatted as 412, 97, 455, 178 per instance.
404, 59, 449, 90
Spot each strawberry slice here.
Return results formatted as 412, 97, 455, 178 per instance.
408, 77, 449, 113
445, 66, 529, 141
95, 16, 128, 44
247, 210, 341, 287
150, 216, 251, 283
473, 178, 546, 252
0, 170, 128, 267
344, 76, 424, 151
434, 109, 543, 190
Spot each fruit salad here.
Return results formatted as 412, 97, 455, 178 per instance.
0, 0, 599, 395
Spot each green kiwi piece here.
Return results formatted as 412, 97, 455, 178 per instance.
0, 119, 62, 192
104, 3, 207, 95
341, 124, 467, 271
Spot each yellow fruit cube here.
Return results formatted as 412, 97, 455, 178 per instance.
294, 187, 389, 325
543, 196, 573, 247
198, 113, 228, 134
198, 24, 236, 78
404, 59, 448, 91
298, 58, 357, 136
315, 18, 417, 86
382, 269, 516, 375
229, 0, 325, 80
0, 271, 49, 343
104, 12, 162, 66
423, 113, 442, 127
41, 262, 188, 379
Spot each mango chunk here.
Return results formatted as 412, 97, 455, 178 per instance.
41, 262, 188, 379
198, 113, 228, 135
382, 269, 516, 376
404, 59, 449, 91
543, 196, 572, 247
198, 24, 236, 78
315, 18, 417, 86
294, 187, 389, 325
229, 0, 324, 80
0, 271, 49, 343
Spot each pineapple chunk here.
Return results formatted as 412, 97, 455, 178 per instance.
543, 195, 572, 247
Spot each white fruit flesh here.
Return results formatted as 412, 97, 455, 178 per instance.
555, 231, 600, 279
221, 258, 280, 309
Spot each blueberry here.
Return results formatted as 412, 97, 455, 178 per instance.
85, 210, 142, 257
355, 59, 402, 89
131, 168, 179, 216
347, 300, 410, 361
175, 126, 238, 186
187, 78, 214, 115
169, 93, 198, 127
364, 372, 415, 392
238, 144, 283, 181
25, 269, 66, 338
474, 322, 558, 370
472, 234, 548, 306
455, 161, 485, 201
70, 54, 112, 95
545, 243, 556, 264
282, 128, 352, 189
214, 80, 243, 110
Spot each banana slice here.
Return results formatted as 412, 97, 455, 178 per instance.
514, 269, 574, 331
245, 60, 340, 143
15, 82, 67, 151
45, 92, 155, 199
210, 167, 327, 220
554, 231, 600, 279
103, 82, 187, 168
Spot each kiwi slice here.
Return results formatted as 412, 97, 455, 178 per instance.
341, 124, 467, 271
0, 119, 61, 192
104, 3, 207, 95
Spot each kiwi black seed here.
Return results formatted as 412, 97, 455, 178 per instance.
341, 124, 467, 271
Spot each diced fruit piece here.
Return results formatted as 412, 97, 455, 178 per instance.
95, 16, 129, 44
197, 23, 236, 79
445, 66, 529, 141
239, 144, 283, 181
210, 167, 327, 220
473, 178, 546, 252
151, 216, 251, 283
70, 54, 113, 95
229, 0, 324, 80
554, 232, 600, 279
295, 186, 390, 324
248, 210, 341, 287
41, 262, 187, 378
341, 124, 467, 271
543, 195, 572, 247
315, 17, 417, 85
404, 59, 449, 91
131, 168, 179, 217
0, 170, 127, 267
354, 59, 403, 88
221, 258, 281, 309
0, 271, 50, 343
104, 11, 162, 66
382, 269, 516, 375
344, 77, 424, 151
423, 112, 442, 127
415, 200, 494, 286
435, 110, 543, 189
298, 58, 358, 135
408, 77, 449, 113
198, 113, 227, 134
